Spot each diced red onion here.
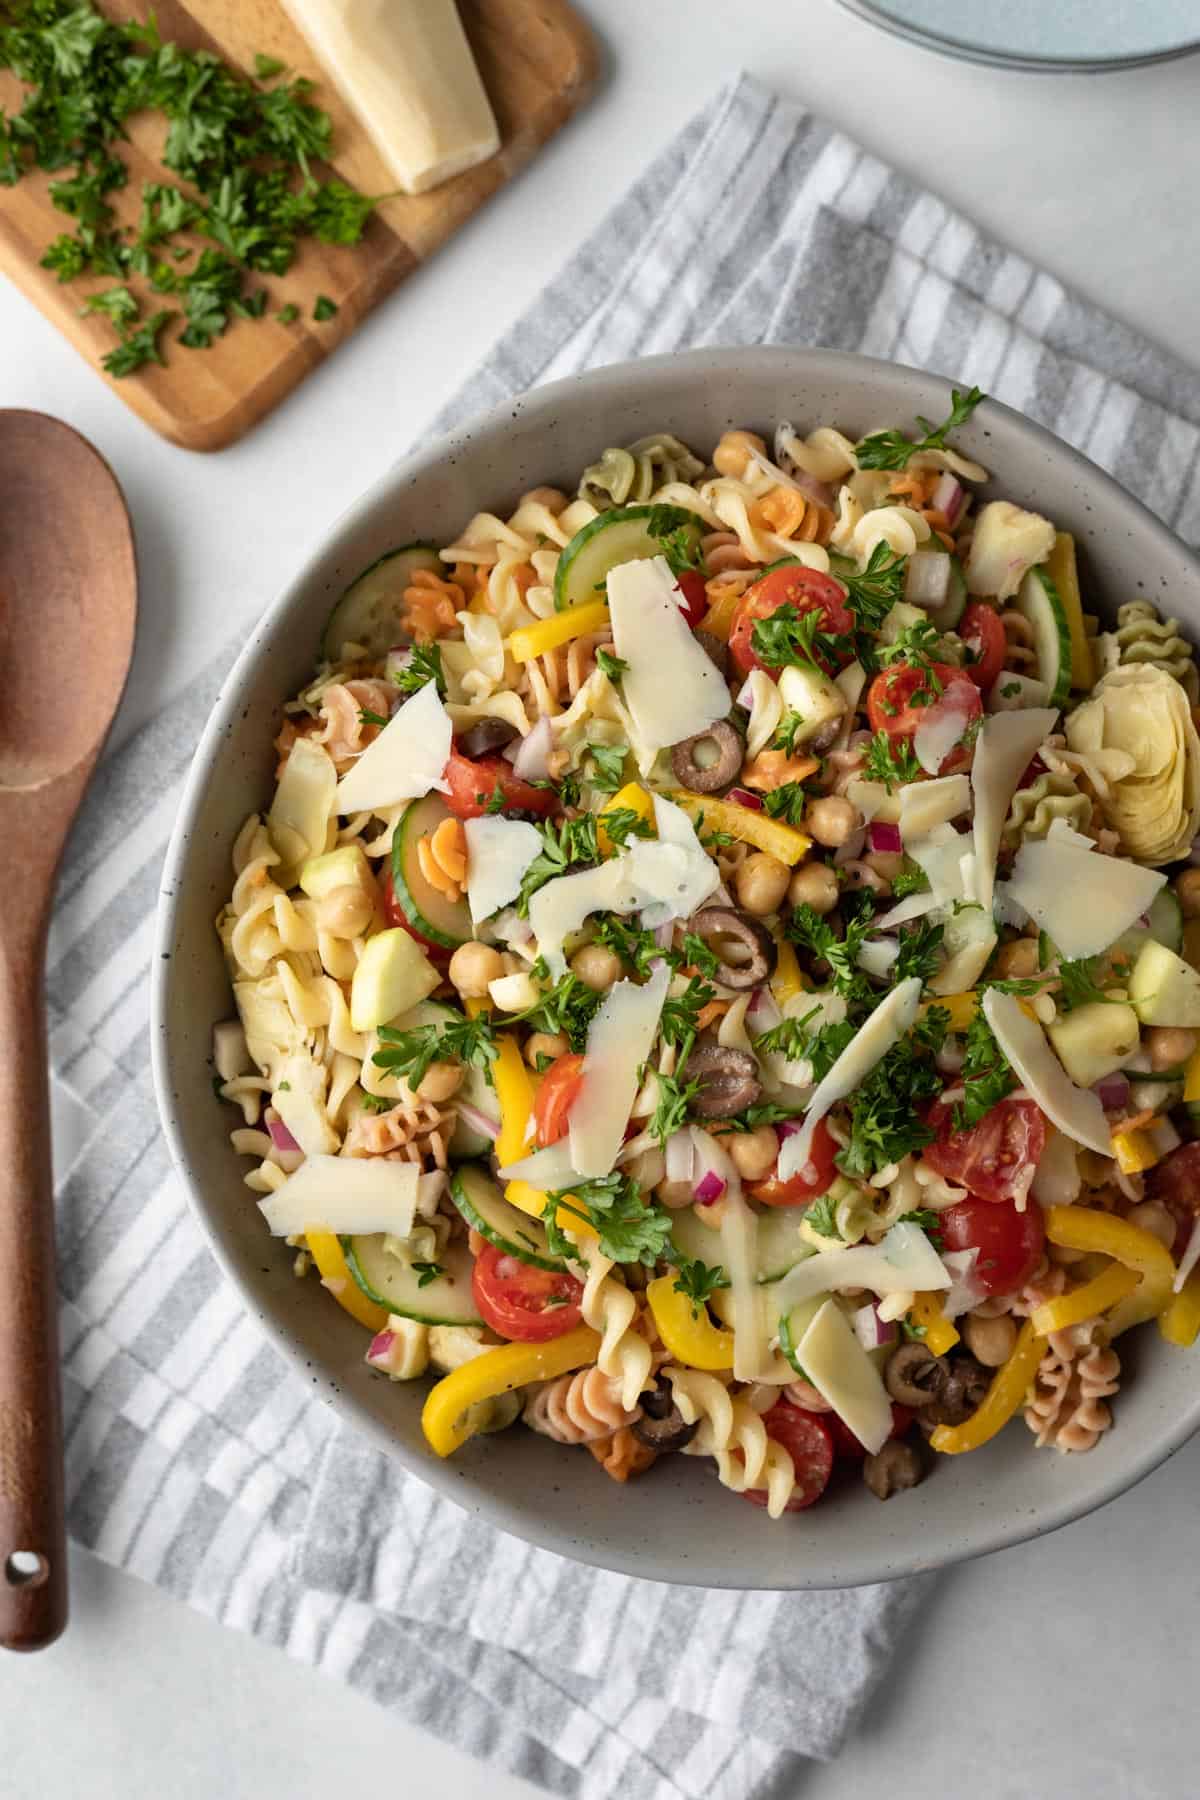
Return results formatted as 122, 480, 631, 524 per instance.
456, 1100, 501, 1141
665, 1128, 695, 1185
735, 673, 758, 711
366, 1329, 396, 1367
1017, 754, 1047, 790
777, 1119, 803, 1140
695, 1170, 726, 1205
931, 471, 965, 524
653, 919, 675, 951
512, 716, 553, 781
905, 552, 951, 608
868, 820, 902, 854
852, 1303, 897, 1352
1094, 1072, 1131, 1111
728, 787, 764, 812
267, 1115, 300, 1153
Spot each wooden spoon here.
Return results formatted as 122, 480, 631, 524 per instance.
0, 413, 137, 1652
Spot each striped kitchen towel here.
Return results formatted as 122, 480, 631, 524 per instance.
50, 72, 1200, 1800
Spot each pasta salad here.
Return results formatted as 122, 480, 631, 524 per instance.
214, 392, 1200, 1517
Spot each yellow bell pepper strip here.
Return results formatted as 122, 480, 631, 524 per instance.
422, 1324, 602, 1456
647, 1274, 736, 1370
508, 601, 611, 663
1182, 920, 1200, 977
505, 1176, 596, 1241
665, 790, 812, 865
1045, 1204, 1176, 1336
930, 1318, 1045, 1455
909, 1290, 960, 1355
1046, 532, 1094, 691
598, 780, 655, 855
1184, 1044, 1200, 1105
770, 938, 807, 1007
920, 990, 1038, 1034
1110, 1126, 1161, 1175
1160, 1271, 1200, 1348
1029, 1261, 1139, 1335
493, 1034, 536, 1168
305, 1230, 387, 1333
697, 583, 742, 641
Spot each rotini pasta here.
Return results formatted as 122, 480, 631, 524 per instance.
210, 392, 1200, 1520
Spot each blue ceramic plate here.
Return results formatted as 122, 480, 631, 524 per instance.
837, 0, 1200, 70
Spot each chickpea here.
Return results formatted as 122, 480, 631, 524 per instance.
726, 1124, 779, 1182
1175, 868, 1200, 918
805, 795, 861, 848
448, 940, 505, 998
417, 1059, 463, 1104
962, 1312, 1018, 1368
842, 861, 888, 895
993, 936, 1039, 980
627, 1146, 666, 1190
570, 942, 623, 992
1125, 1200, 1177, 1252
1146, 1026, 1198, 1072
735, 851, 791, 917
525, 1030, 569, 1069
712, 427, 766, 478
864, 849, 904, 884
316, 883, 374, 939
788, 861, 839, 914
657, 1177, 698, 1211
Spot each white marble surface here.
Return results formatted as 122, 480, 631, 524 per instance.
4, 1, 1199, 1794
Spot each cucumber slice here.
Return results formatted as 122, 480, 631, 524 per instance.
553, 505, 702, 611
345, 1235, 481, 1325
1148, 889, 1184, 954
322, 543, 442, 660
1014, 565, 1072, 708
450, 1164, 564, 1271
778, 1296, 826, 1376
386, 1000, 498, 1159
670, 1203, 813, 1283
391, 793, 472, 950
926, 557, 968, 632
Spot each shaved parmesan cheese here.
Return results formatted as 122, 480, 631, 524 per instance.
568, 966, 670, 1177
717, 1167, 770, 1381
899, 774, 970, 839
857, 938, 900, 979
529, 826, 715, 978
498, 1140, 582, 1190
334, 681, 451, 814
796, 1298, 893, 1454
464, 816, 543, 924
903, 822, 969, 905
272, 1054, 339, 1155
914, 700, 971, 776
998, 836, 1165, 959
778, 977, 922, 1176
982, 988, 1111, 1156
268, 737, 336, 870
835, 659, 867, 714
927, 902, 996, 995
772, 1221, 949, 1312
606, 557, 729, 753
873, 890, 941, 931
528, 859, 641, 979
847, 778, 900, 825
260, 1155, 434, 1237
970, 707, 1059, 912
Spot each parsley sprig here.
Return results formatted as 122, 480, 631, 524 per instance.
836, 542, 909, 631
648, 1071, 701, 1147
855, 387, 986, 472
391, 642, 446, 699
761, 781, 810, 826
953, 1007, 1014, 1131
837, 1008, 948, 1177
372, 1011, 498, 1090
544, 1173, 675, 1267
512, 973, 603, 1052
672, 1257, 730, 1316
517, 815, 602, 915
861, 729, 922, 792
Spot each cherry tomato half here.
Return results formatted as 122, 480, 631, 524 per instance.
471, 1242, 584, 1341
940, 1195, 1045, 1300
729, 565, 855, 678
958, 601, 1007, 692
741, 1400, 834, 1511
866, 663, 982, 772
1148, 1143, 1200, 1258
827, 1403, 915, 1462
675, 569, 709, 629
748, 1118, 838, 1207
532, 1052, 585, 1146
924, 1095, 1046, 1207
442, 749, 557, 820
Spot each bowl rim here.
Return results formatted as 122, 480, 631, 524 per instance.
152, 343, 1200, 1588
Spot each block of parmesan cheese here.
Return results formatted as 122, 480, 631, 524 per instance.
281, 0, 500, 196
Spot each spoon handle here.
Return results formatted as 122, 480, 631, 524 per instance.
0, 934, 68, 1651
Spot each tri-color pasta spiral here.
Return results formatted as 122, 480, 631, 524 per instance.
665, 1368, 797, 1519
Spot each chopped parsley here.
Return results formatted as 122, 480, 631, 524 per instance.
761, 781, 810, 826
855, 386, 986, 472
357, 707, 389, 727
587, 742, 628, 792
756, 1011, 856, 1083
861, 729, 922, 792
750, 603, 831, 672
648, 1071, 701, 1147
358, 1090, 392, 1114
803, 1191, 842, 1239
276, 302, 300, 325
891, 860, 931, 899
786, 900, 877, 1002
390, 640, 446, 698
412, 1261, 444, 1289
594, 649, 628, 684
837, 1013, 947, 1178
646, 505, 703, 576
679, 931, 721, 979
1056, 953, 1115, 1012
79, 283, 139, 329
516, 815, 602, 915
600, 806, 654, 849
372, 1011, 498, 1089
312, 293, 338, 321
877, 619, 945, 689
837, 542, 909, 631
894, 918, 946, 986
722, 1099, 807, 1133
101, 308, 174, 376
513, 972, 603, 1052
896, 1209, 943, 1248
672, 1256, 730, 1316
659, 979, 717, 1071
545, 1173, 674, 1266
592, 914, 664, 977
953, 1007, 1014, 1131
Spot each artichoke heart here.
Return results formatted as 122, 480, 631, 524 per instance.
1065, 664, 1200, 864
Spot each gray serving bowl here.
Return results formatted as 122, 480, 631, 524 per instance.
153, 346, 1200, 1589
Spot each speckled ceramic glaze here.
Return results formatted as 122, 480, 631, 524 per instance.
152, 347, 1200, 1589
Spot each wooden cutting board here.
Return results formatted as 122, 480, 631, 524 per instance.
0, 0, 598, 451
